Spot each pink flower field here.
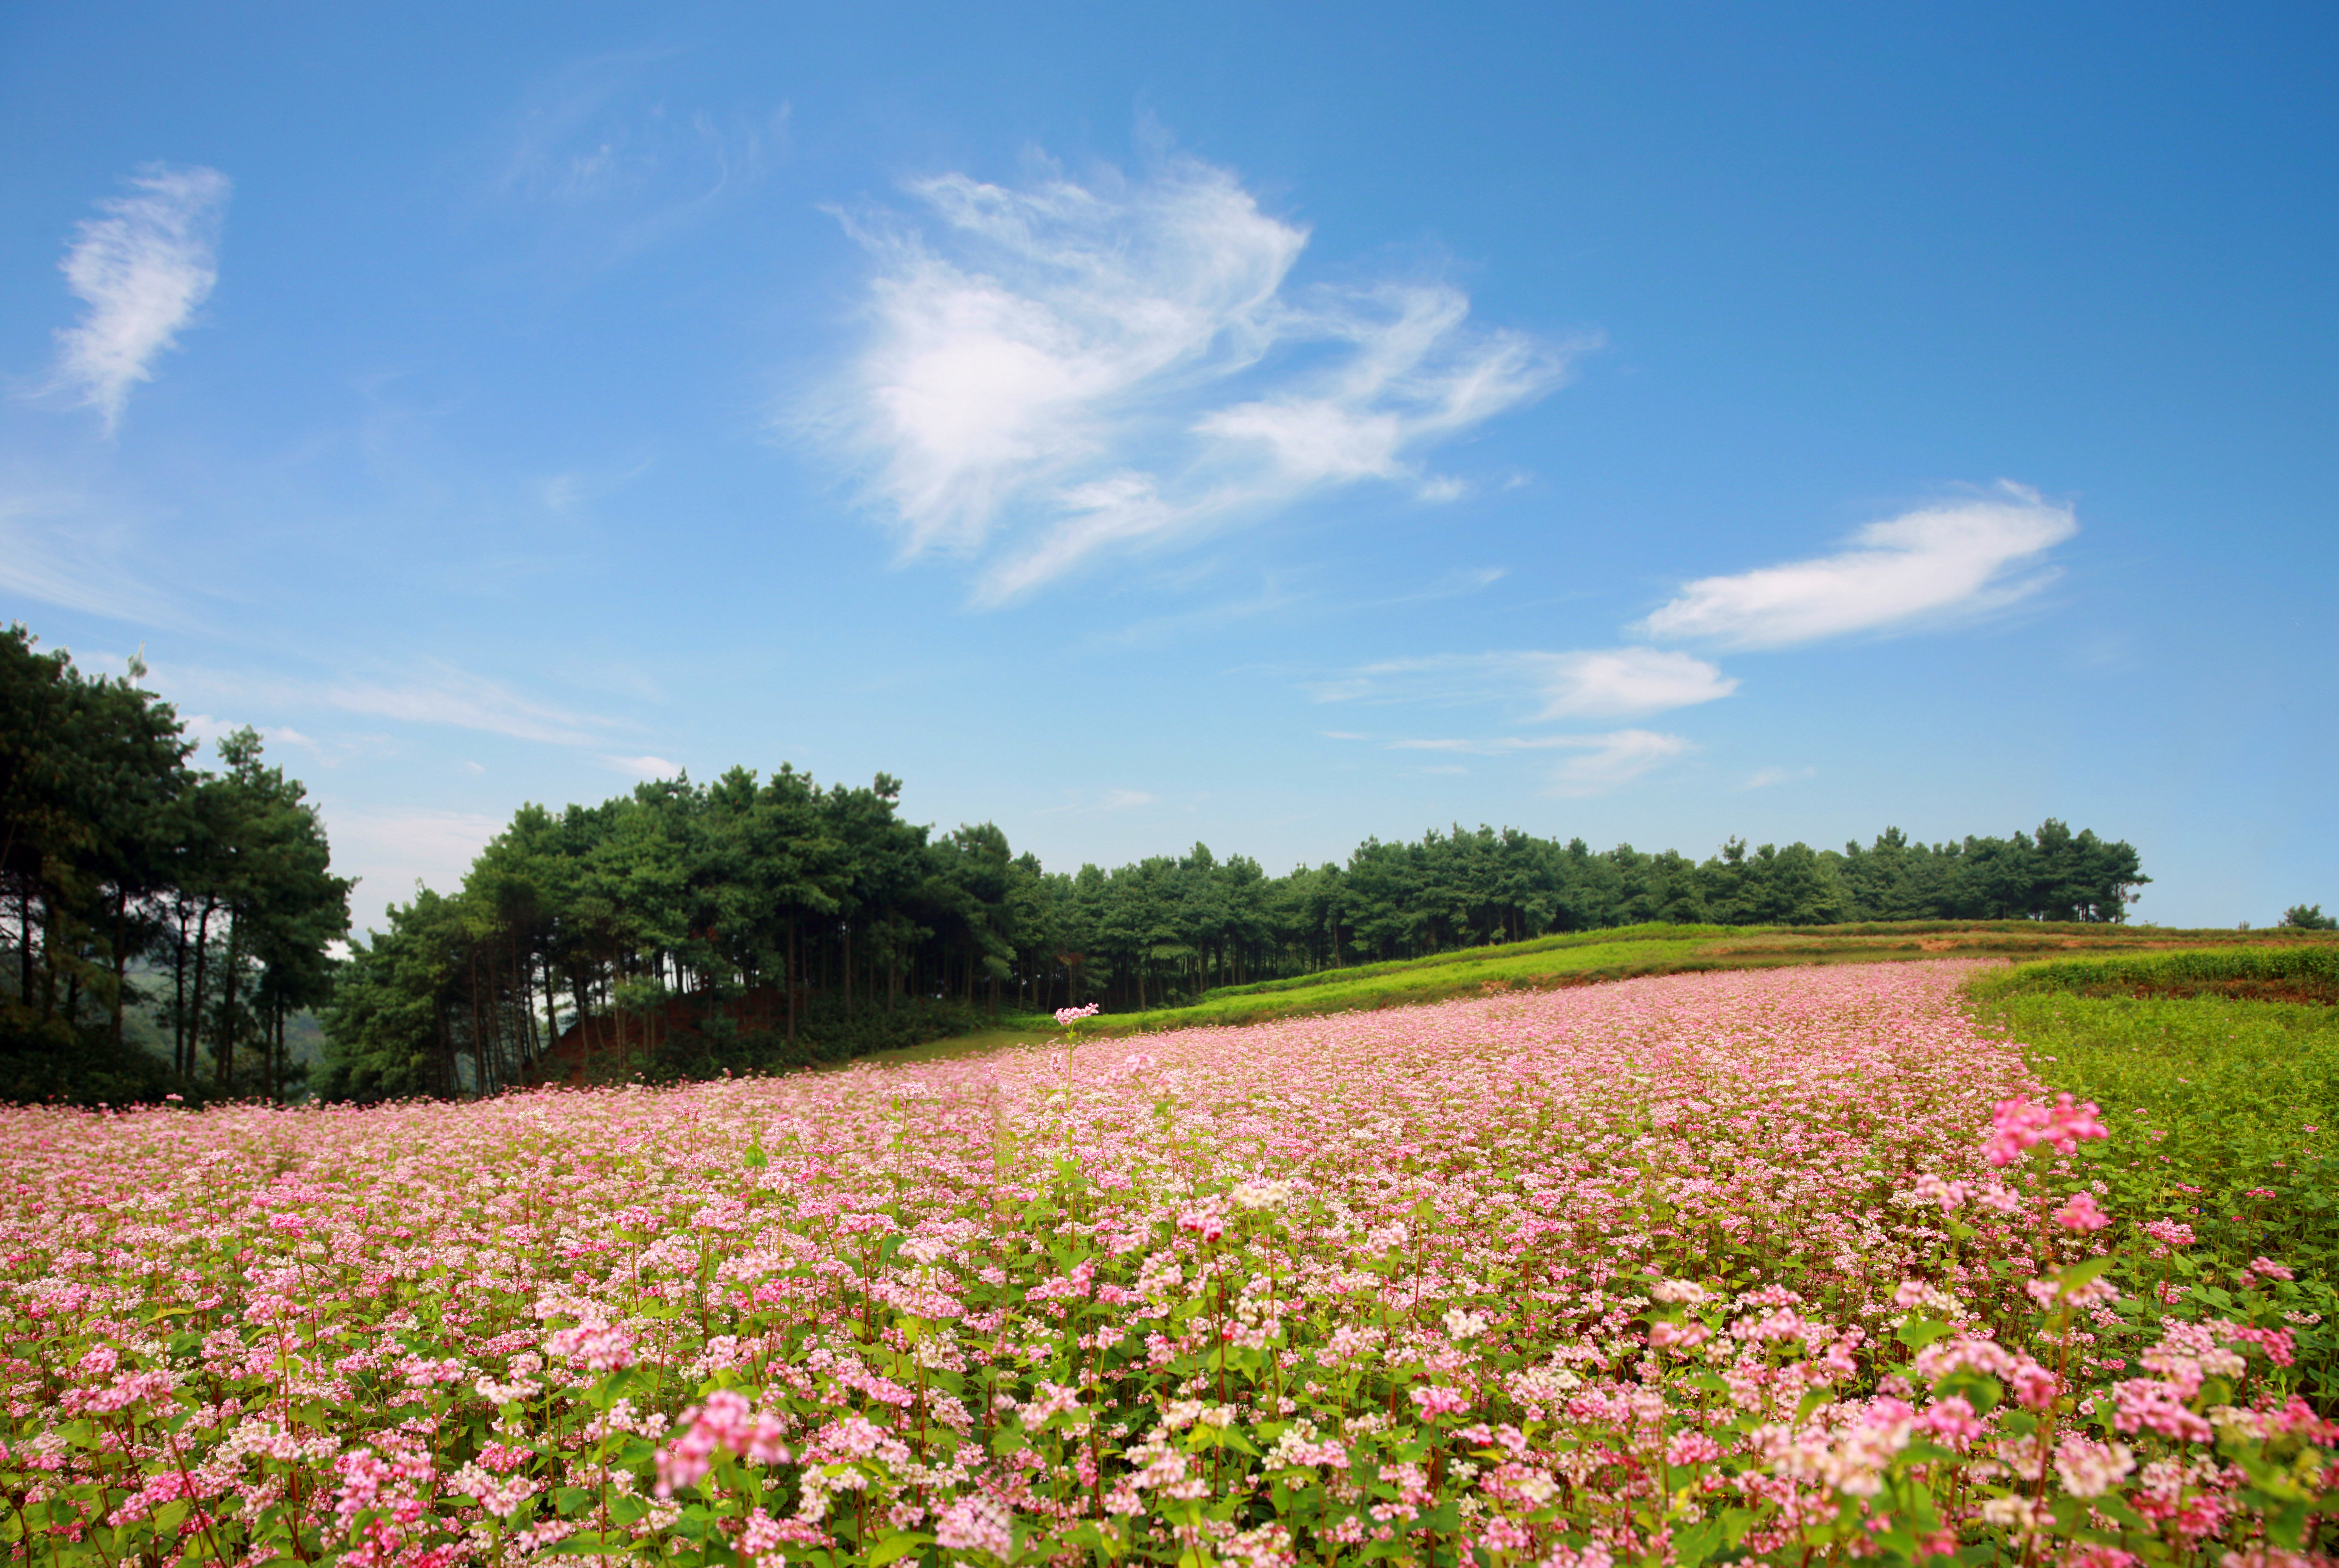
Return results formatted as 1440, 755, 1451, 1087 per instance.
3, 960, 2332, 1566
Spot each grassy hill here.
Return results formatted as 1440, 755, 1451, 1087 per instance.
856, 922, 2338, 1064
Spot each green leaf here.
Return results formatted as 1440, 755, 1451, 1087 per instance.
1894, 1317, 1951, 1350
865, 1532, 934, 1566
544, 1532, 624, 1556
743, 1143, 769, 1169
1671, 1516, 1726, 1566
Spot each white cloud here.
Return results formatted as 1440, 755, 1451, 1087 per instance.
1030, 786, 1161, 817
830, 151, 1573, 601
1522, 648, 1737, 718
1638, 483, 2076, 648
321, 807, 504, 930
1742, 765, 1817, 790
603, 753, 682, 779
324, 664, 610, 746
1387, 728, 1691, 793
1548, 730, 1693, 795
1317, 647, 1734, 719
0, 487, 177, 621
51, 165, 231, 433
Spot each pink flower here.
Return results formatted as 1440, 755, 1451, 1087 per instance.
1176, 1210, 1226, 1242
1409, 1384, 1470, 1419
2054, 1190, 2112, 1233
1917, 1395, 1983, 1449
2008, 1357, 2061, 1411
543, 1323, 636, 1372
1985, 1092, 2108, 1166
1663, 1430, 1721, 1466
935, 1495, 1014, 1558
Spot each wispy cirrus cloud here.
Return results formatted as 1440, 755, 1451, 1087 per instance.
1549, 729, 1692, 795
1312, 647, 1734, 719
322, 663, 612, 746
1031, 787, 1160, 817
0, 486, 179, 622
320, 808, 507, 928
1637, 483, 2076, 648
827, 149, 1576, 603
150, 657, 622, 750
49, 165, 231, 433
603, 753, 683, 780
1386, 729, 1693, 794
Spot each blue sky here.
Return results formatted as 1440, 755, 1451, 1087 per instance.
4, 2, 2333, 932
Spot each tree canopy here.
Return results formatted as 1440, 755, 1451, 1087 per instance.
318, 761, 2149, 1099
1, 624, 351, 1102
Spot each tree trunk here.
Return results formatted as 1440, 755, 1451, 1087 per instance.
187, 897, 215, 1082
109, 889, 129, 1047
215, 911, 240, 1090
13, 888, 31, 1010
172, 898, 191, 1075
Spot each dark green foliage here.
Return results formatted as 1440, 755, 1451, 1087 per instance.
1979, 945, 2339, 1003
1971, 965, 2339, 1388
2284, 904, 2339, 932
320, 741, 2154, 1096
1, 624, 349, 1103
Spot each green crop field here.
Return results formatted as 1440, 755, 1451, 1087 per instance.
1051, 921, 2326, 1038
1970, 945, 2339, 1395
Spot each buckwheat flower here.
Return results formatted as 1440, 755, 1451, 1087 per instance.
1409, 1384, 1471, 1419
1664, 1431, 1721, 1466
1892, 1280, 1955, 1312
1985, 1093, 2107, 1166
2053, 1435, 2137, 1498
2007, 1357, 2061, 1411
451, 1462, 540, 1519
1910, 1174, 1969, 1213
1918, 1395, 1984, 1449
1442, 1308, 1489, 1341
935, 1495, 1014, 1558
2054, 1191, 2112, 1233
1231, 1178, 1296, 1211
1648, 1320, 1709, 1351
543, 1322, 635, 1372
2250, 1256, 2295, 1282
1175, 1210, 1225, 1242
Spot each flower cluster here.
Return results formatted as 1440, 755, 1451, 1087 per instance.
1, 960, 2330, 1565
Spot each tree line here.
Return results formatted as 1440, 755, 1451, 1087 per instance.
1, 626, 350, 1102
318, 760, 2149, 1099
1, 620, 2158, 1104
